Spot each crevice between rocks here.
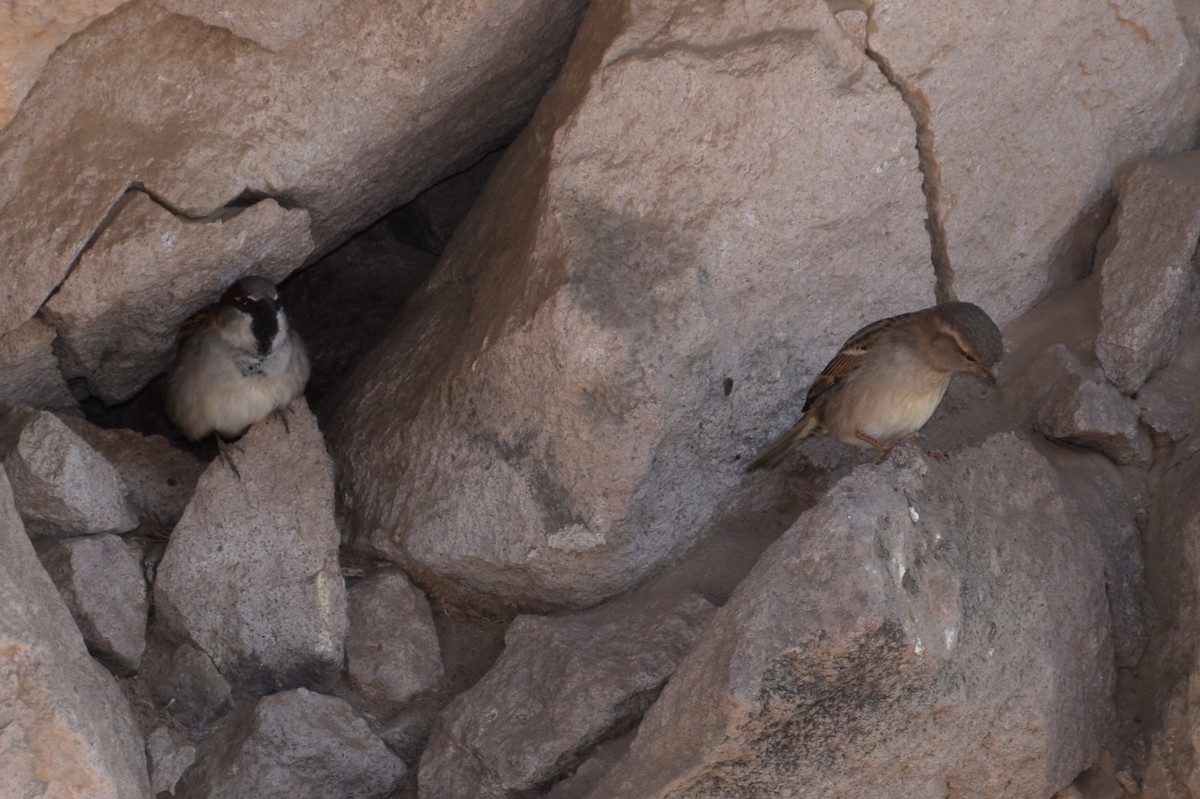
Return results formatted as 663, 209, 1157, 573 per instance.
861, 34, 955, 304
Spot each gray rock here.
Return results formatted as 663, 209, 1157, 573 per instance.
39, 533, 148, 674
44, 194, 312, 404
379, 710, 432, 766
0, 466, 151, 798
345, 569, 443, 703
583, 436, 1112, 799
154, 401, 347, 694
0, 406, 138, 539
1137, 315, 1200, 454
328, 0, 934, 609
1028, 344, 1152, 467
419, 593, 716, 798
174, 688, 406, 799
145, 643, 233, 732
1095, 154, 1200, 393
0, 317, 77, 412
59, 414, 205, 531
146, 726, 197, 797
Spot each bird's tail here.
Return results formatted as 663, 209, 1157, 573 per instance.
745, 414, 819, 472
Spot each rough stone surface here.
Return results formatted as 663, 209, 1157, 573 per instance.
0, 0, 591, 341
345, 569, 443, 703
0, 466, 152, 799
59, 415, 205, 532
146, 727, 197, 797
0, 0, 131, 125
0, 407, 138, 539
1027, 344, 1152, 467
39, 533, 148, 675
583, 436, 1112, 799
1141, 449, 1200, 796
174, 688, 406, 799
0, 318, 77, 412
281, 225, 437, 408
144, 643, 233, 732
419, 593, 716, 798
1095, 154, 1200, 394
153, 401, 347, 694
868, 1, 1200, 321
43, 193, 313, 404
1138, 315, 1200, 455
329, 0, 934, 608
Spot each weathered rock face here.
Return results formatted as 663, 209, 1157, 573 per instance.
174, 688, 406, 799
419, 593, 716, 798
868, 0, 1200, 319
329, 0, 935, 608
153, 402, 347, 694
0, 0, 591, 406
583, 436, 1113, 799
0, 467, 151, 799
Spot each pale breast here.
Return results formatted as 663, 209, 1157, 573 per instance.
820, 354, 953, 446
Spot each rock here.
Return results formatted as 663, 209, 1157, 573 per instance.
1027, 345, 1152, 467
39, 533, 148, 675
0, 466, 151, 798
329, 0, 934, 608
144, 643, 233, 732
867, 1, 1200, 321
281, 225, 437, 408
146, 727, 197, 797
0, 318, 77, 412
345, 569, 443, 704
1137, 313, 1200, 454
1095, 154, 1200, 393
379, 710, 433, 766
387, 150, 503, 255
43, 193, 313, 404
583, 436, 1112, 799
0, 0, 591, 341
58, 415, 205, 532
0, 0, 130, 125
154, 401, 347, 694
0, 407, 138, 539
174, 688, 406, 799
419, 593, 716, 798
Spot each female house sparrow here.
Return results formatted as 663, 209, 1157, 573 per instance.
746, 301, 1003, 471
166, 275, 310, 443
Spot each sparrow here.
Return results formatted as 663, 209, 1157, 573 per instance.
745, 301, 1003, 471
165, 275, 310, 446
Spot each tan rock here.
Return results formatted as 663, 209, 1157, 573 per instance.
329, 0, 933, 608
0, 318, 77, 412
0, 0, 590, 341
43, 194, 312, 404
867, 0, 1200, 320
0, 0, 132, 126
0, 466, 151, 799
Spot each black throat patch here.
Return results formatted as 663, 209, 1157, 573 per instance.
249, 303, 279, 357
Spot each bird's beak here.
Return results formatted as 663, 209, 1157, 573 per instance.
981, 366, 998, 387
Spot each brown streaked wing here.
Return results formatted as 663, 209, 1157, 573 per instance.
802, 308, 926, 411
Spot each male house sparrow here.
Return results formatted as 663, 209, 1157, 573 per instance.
166, 275, 310, 443
745, 301, 1003, 471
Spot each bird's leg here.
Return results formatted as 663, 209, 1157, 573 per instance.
274, 406, 292, 435
855, 432, 896, 457
214, 434, 242, 480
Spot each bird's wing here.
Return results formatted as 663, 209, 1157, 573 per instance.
174, 305, 217, 350
802, 309, 923, 411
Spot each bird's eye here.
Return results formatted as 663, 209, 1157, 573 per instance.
235, 296, 253, 310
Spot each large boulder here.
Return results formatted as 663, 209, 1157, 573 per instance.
328, 0, 934, 608
583, 436, 1113, 798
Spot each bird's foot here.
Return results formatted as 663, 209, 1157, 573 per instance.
855, 432, 896, 459
274, 405, 294, 435
214, 435, 243, 480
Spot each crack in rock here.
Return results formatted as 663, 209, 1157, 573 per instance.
858, 26, 955, 304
